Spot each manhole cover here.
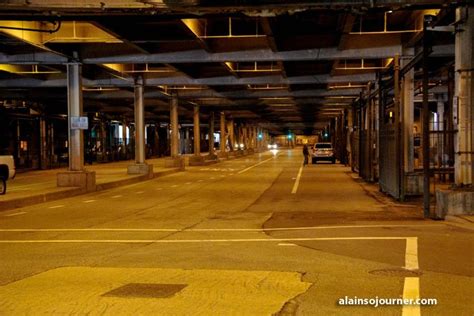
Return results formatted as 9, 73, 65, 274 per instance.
102, 283, 187, 298
369, 268, 422, 277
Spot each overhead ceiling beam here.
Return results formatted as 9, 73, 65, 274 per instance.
82, 46, 404, 64
0, 73, 375, 88
0, 45, 454, 65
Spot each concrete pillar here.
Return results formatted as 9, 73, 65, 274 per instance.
165, 93, 185, 169
228, 119, 235, 151
121, 121, 127, 156
208, 111, 215, 156
193, 105, 200, 156
220, 112, 226, 152
454, 5, 474, 186
39, 117, 48, 169
134, 78, 145, 164
67, 62, 84, 171
170, 94, 179, 157
127, 77, 153, 176
57, 58, 95, 190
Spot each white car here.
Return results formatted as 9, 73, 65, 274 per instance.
312, 143, 335, 164
0, 155, 16, 194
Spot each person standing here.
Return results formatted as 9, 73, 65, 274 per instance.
303, 144, 309, 166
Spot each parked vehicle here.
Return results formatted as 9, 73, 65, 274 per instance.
312, 143, 335, 164
0, 155, 16, 194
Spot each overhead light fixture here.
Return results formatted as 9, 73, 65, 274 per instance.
248, 84, 286, 90
83, 87, 119, 91
335, 59, 390, 70
328, 83, 366, 89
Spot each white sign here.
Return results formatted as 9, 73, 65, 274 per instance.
71, 116, 89, 130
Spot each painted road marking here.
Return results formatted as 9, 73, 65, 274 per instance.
0, 236, 411, 244
185, 182, 192, 185
229, 173, 234, 176
136, 191, 144, 194
171, 185, 178, 188
197, 180, 204, 182
404, 237, 419, 270
83, 200, 96, 203
278, 243, 297, 246
0, 224, 442, 233
3, 212, 27, 217
220, 175, 226, 178
210, 177, 215, 180
156, 188, 163, 191
237, 156, 276, 174
402, 277, 420, 316
48, 205, 65, 209
291, 164, 304, 194
111, 195, 122, 199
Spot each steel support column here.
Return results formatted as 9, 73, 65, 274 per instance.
66, 61, 84, 172
170, 94, 179, 157
454, 6, 474, 186
220, 112, 226, 152
134, 77, 145, 164
208, 111, 215, 155
193, 105, 201, 156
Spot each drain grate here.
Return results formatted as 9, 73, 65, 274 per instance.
102, 283, 187, 299
369, 268, 422, 277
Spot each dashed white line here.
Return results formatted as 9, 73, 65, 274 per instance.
291, 164, 304, 194
83, 200, 96, 203
210, 177, 215, 180
278, 243, 297, 246
4, 212, 27, 217
197, 180, 204, 182
111, 195, 122, 199
171, 185, 178, 188
135, 191, 144, 194
185, 182, 192, 185
237, 156, 276, 174
48, 205, 65, 209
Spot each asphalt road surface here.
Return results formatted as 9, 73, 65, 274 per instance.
0, 149, 472, 315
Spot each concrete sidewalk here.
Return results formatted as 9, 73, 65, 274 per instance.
0, 158, 180, 212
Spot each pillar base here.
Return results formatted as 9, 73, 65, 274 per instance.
57, 170, 96, 192
435, 188, 474, 219
165, 157, 185, 170
127, 163, 154, 179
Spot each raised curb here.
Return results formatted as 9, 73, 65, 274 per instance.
0, 168, 181, 212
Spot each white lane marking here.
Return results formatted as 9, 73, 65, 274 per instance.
237, 156, 276, 174
171, 185, 178, 188
278, 243, 297, 246
197, 180, 204, 182
229, 173, 234, 176
220, 175, 226, 178
404, 237, 419, 270
291, 164, 304, 194
210, 177, 215, 180
185, 182, 192, 185
48, 205, 65, 209
402, 277, 420, 316
136, 191, 144, 194
4, 212, 27, 217
83, 200, 96, 203
111, 195, 122, 199
0, 236, 410, 244
0, 224, 441, 233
